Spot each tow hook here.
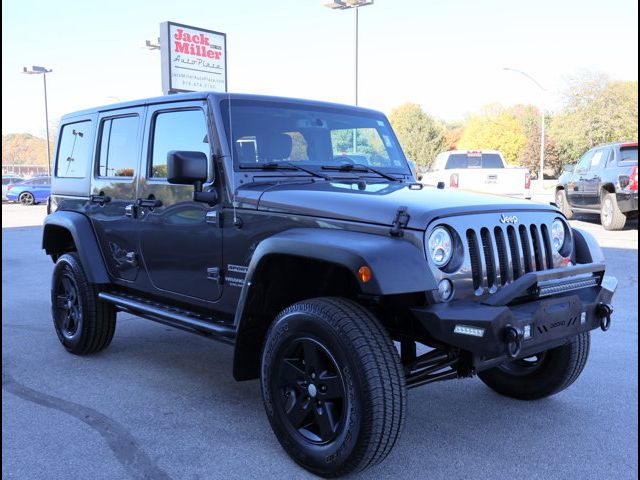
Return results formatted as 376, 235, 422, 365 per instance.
596, 303, 613, 331
503, 325, 523, 358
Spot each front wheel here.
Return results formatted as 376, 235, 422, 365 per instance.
261, 297, 406, 477
478, 332, 590, 400
555, 189, 574, 220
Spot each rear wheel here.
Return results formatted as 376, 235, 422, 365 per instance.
555, 189, 574, 220
51, 252, 116, 355
18, 192, 35, 206
478, 332, 590, 400
600, 192, 627, 230
261, 297, 406, 477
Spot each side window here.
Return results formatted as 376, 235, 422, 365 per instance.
150, 109, 210, 179
97, 116, 139, 177
575, 150, 594, 173
605, 148, 616, 168
589, 149, 606, 170
56, 121, 92, 178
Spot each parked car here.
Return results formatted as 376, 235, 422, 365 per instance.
5, 176, 51, 205
43, 92, 615, 477
555, 141, 638, 230
2, 175, 24, 201
422, 150, 531, 199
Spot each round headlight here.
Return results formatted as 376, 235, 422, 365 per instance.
428, 227, 453, 267
551, 219, 566, 252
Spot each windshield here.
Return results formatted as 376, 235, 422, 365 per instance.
220, 99, 410, 176
445, 152, 504, 169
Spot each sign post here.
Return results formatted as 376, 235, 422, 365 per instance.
160, 21, 227, 95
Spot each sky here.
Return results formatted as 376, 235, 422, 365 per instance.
2, 0, 638, 137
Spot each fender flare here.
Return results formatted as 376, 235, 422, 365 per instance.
42, 211, 110, 284
232, 227, 435, 380
572, 227, 605, 264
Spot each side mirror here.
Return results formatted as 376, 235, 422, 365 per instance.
167, 150, 208, 185
167, 150, 217, 204
563, 164, 575, 173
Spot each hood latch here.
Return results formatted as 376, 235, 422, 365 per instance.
390, 206, 410, 237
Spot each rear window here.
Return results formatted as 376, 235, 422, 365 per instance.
445, 152, 504, 169
56, 121, 93, 178
619, 145, 638, 166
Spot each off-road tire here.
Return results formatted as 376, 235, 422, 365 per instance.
600, 192, 627, 230
478, 332, 590, 400
51, 252, 116, 355
261, 297, 406, 477
555, 189, 574, 220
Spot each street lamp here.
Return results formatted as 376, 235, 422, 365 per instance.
503, 67, 546, 191
22, 66, 53, 177
324, 0, 374, 106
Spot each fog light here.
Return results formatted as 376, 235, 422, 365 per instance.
523, 324, 531, 339
454, 325, 485, 337
438, 279, 453, 302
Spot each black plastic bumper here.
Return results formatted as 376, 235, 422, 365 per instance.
411, 263, 617, 367
616, 191, 638, 214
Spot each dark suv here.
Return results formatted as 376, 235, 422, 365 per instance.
555, 141, 638, 230
43, 92, 616, 477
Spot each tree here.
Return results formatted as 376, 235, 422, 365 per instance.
518, 122, 562, 178
457, 105, 527, 165
549, 73, 638, 164
2, 133, 49, 165
388, 103, 446, 169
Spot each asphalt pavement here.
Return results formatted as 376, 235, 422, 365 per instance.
2, 202, 638, 479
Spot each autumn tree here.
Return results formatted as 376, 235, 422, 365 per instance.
388, 103, 446, 169
549, 73, 638, 163
457, 105, 527, 165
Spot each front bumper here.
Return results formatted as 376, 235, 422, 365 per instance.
412, 263, 616, 369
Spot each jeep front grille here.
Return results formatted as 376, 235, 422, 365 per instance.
466, 222, 554, 291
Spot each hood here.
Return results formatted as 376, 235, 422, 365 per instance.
237, 180, 556, 230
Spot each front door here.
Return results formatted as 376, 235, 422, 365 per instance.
89, 108, 145, 282
137, 102, 223, 303
583, 147, 609, 208
567, 149, 595, 207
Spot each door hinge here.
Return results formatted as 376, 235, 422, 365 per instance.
390, 206, 410, 237
207, 267, 224, 285
205, 210, 223, 227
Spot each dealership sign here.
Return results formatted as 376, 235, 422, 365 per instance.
160, 21, 227, 94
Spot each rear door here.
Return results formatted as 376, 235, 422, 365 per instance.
136, 101, 223, 303
89, 108, 145, 282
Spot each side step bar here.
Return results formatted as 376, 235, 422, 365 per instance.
98, 291, 236, 345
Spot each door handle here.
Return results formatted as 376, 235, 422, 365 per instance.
136, 198, 163, 209
90, 193, 111, 204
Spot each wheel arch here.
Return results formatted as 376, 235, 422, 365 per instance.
42, 211, 110, 284
232, 228, 435, 381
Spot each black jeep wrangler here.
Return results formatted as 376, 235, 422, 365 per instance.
43, 92, 617, 477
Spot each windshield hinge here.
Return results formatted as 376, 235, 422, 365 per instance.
390, 206, 410, 237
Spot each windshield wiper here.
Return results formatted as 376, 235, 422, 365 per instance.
239, 161, 332, 180
321, 163, 403, 182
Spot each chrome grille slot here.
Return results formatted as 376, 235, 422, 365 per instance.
494, 227, 509, 285
466, 229, 482, 291
507, 225, 522, 280
480, 228, 496, 288
519, 225, 533, 273
530, 224, 544, 271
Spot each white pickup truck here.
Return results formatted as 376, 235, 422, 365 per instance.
421, 150, 531, 199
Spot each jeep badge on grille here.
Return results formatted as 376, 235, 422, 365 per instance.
500, 214, 518, 224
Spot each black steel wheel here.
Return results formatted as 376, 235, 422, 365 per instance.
19, 192, 35, 206
479, 332, 590, 400
261, 297, 406, 477
51, 252, 116, 355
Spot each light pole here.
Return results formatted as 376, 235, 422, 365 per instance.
503, 67, 546, 191
324, 0, 374, 106
22, 66, 53, 177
